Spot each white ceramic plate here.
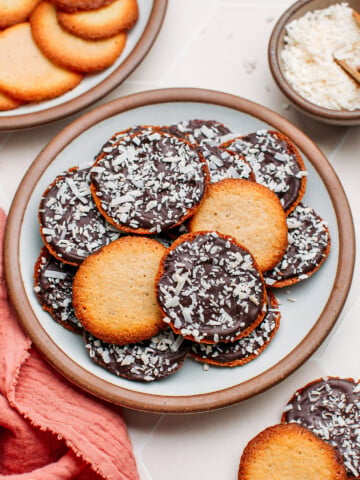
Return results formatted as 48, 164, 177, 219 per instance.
4, 88, 355, 413
0, 0, 167, 131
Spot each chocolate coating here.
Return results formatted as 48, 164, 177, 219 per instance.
84, 328, 190, 382
223, 130, 307, 212
265, 203, 330, 286
157, 231, 266, 343
283, 377, 360, 477
39, 166, 121, 265
34, 247, 82, 332
90, 131, 208, 233
190, 290, 280, 365
165, 119, 232, 146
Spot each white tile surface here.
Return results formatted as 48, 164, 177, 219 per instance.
0, 1, 359, 478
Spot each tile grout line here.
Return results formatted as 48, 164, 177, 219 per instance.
134, 413, 165, 480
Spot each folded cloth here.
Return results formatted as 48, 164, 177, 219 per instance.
0, 209, 139, 480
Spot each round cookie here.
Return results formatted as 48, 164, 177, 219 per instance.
57, 0, 139, 40
34, 247, 82, 333
72, 236, 167, 345
0, 90, 24, 111
189, 178, 288, 272
168, 119, 233, 147
84, 328, 190, 382
202, 145, 255, 184
30, 2, 127, 73
282, 377, 360, 478
156, 231, 267, 344
238, 423, 347, 480
265, 203, 331, 286
49, 0, 115, 12
0, 0, 39, 29
38, 166, 121, 266
0, 23, 83, 102
90, 130, 209, 234
190, 290, 280, 367
222, 130, 307, 214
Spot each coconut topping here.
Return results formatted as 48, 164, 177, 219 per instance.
265, 203, 330, 285
39, 166, 121, 265
223, 130, 307, 211
84, 328, 190, 382
167, 119, 233, 146
191, 291, 280, 365
90, 131, 208, 233
34, 247, 82, 332
283, 377, 360, 477
157, 231, 266, 343
202, 145, 254, 184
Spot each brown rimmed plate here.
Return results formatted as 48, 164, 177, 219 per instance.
0, 0, 167, 131
4, 88, 355, 413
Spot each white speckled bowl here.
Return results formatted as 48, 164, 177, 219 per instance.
268, 0, 360, 126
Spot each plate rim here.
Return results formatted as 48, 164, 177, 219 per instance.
0, 0, 168, 132
4, 87, 355, 413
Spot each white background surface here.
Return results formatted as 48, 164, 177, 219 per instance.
0, 1, 359, 479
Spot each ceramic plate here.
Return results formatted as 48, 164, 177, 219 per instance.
4, 88, 355, 413
0, 0, 167, 131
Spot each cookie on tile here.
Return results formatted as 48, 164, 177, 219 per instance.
57, 0, 138, 40
282, 377, 360, 478
90, 130, 209, 234
0, 23, 83, 102
30, 2, 127, 73
38, 166, 121, 266
190, 290, 280, 367
49, 0, 115, 12
265, 203, 331, 286
189, 179, 288, 272
238, 423, 347, 480
0, 0, 39, 29
222, 130, 307, 214
156, 231, 267, 344
84, 328, 190, 382
72, 236, 167, 345
33, 247, 82, 333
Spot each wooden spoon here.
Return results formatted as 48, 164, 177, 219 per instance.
333, 56, 360, 85
353, 9, 360, 26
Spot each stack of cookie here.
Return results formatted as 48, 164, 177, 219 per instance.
238, 376, 360, 479
34, 119, 331, 382
0, 0, 138, 110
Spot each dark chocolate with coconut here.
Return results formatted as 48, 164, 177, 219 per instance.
157, 231, 266, 343
84, 328, 190, 382
90, 130, 208, 233
39, 166, 121, 265
190, 290, 280, 366
222, 130, 307, 212
202, 145, 254, 184
165, 119, 233, 147
265, 203, 330, 286
34, 247, 82, 332
282, 377, 360, 478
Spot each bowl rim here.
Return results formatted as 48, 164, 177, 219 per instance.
4, 87, 356, 413
268, 0, 360, 123
0, 0, 168, 132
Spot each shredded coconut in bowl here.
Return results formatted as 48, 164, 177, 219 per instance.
281, 3, 360, 111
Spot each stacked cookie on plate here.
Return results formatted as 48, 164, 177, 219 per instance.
0, 0, 138, 110
34, 119, 331, 382
238, 376, 360, 479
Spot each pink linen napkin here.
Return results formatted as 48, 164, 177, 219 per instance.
0, 208, 139, 480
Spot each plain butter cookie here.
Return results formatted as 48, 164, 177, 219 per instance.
57, 0, 139, 40
238, 423, 347, 480
49, 0, 115, 12
72, 236, 167, 345
0, 22, 83, 102
30, 2, 127, 72
0, 0, 39, 29
189, 179, 288, 272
